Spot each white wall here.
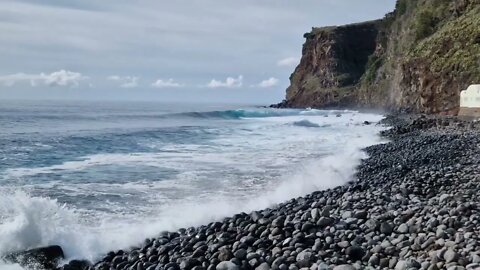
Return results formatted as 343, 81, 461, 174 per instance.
460, 85, 480, 108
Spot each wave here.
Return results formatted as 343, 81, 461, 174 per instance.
0, 127, 385, 267
4, 153, 162, 178
177, 109, 323, 120
292, 119, 321, 128
0, 109, 385, 269
0, 191, 88, 260
5, 108, 345, 123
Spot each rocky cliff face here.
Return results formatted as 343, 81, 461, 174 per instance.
284, 21, 379, 108
278, 0, 480, 114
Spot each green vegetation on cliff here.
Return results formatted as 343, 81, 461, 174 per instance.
411, 5, 480, 78
282, 0, 480, 113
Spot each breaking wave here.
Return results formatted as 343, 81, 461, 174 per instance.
292, 119, 322, 128
0, 104, 385, 269
0, 134, 385, 267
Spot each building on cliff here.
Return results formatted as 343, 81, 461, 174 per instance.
459, 85, 480, 116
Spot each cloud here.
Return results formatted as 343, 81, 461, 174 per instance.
0, 1, 396, 100
254, 77, 279, 88
207, 75, 243, 88
151, 78, 183, 88
0, 70, 87, 87
107, 75, 121, 81
108, 75, 139, 88
277, 57, 300, 67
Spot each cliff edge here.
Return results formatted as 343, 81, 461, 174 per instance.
277, 0, 480, 114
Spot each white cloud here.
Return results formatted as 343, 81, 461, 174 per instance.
0, 70, 87, 87
44, 70, 87, 86
207, 75, 243, 88
152, 78, 183, 88
108, 75, 139, 88
277, 57, 300, 67
254, 77, 279, 88
121, 77, 139, 88
0, 1, 396, 100
107, 75, 121, 81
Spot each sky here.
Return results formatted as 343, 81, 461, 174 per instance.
0, 0, 396, 104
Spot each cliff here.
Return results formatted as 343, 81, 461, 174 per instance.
278, 0, 480, 114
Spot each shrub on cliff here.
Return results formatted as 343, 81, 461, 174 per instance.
364, 55, 383, 83
414, 10, 437, 40
396, 0, 408, 16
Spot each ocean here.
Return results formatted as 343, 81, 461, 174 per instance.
0, 100, 384, 268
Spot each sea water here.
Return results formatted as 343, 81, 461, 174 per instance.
0, 100, 384, 268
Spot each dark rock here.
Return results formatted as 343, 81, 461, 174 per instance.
345, 246, 365, 261
295, 250, 315, 267
255, 262, 271, 270
3, 245, 64, 269
317, 217, 334, 227
332, 265, 356, 270
233, 249, 247, 260
218, 248, 233, 261
216, 261, 239, 270
380, 222, 394, 235
61, 260, 92, 270
84, 115, 480, 270
180, 258, 201, 269
444, 249, 459, 263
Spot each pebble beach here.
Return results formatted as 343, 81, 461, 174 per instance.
68, 115, 479, 270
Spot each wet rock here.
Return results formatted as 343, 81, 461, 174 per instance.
61, 260, 92, 270
3, 245, 64, 269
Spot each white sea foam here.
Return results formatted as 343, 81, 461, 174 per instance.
5, 110, 379, 179
5, 153, 161, 178
292, 119, 321, 128
0, 263, 24, 270
0, 110, 385, 269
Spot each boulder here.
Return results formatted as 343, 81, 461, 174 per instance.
216, 261, 239, 270
3, 245, 64, 269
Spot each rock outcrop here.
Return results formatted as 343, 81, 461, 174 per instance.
283, 21, 380, 108
277, 0, 480, 114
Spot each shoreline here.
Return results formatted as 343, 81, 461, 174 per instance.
9, 114, 480, 270
87, 114, 480, 270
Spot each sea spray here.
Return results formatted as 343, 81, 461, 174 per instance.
0, 104, 386, 268
0, 262, 24, 270
0, 191, 85, 258
0, 127, 385, 266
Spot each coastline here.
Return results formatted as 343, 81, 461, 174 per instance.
87, 114, 480, 270
9, 114, 480, 270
